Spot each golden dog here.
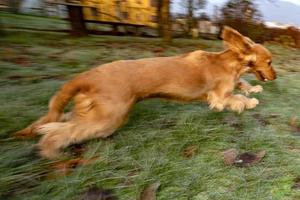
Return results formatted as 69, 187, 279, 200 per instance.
16, 26, 276, 159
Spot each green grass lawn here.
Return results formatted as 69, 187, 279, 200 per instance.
1, 13, 300, 200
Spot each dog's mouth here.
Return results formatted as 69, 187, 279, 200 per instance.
255, 70, 269, 82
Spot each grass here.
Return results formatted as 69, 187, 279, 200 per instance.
1, 12, 300, 200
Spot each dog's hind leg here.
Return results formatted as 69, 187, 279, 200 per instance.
14, 113, 61, 139
15, 78, 83, 138
58, 112, 73, 122
37, 93, 134, 159
14, 111, 73, 139
37, 120, 117, 159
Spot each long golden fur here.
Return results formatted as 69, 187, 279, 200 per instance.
16, 26, 276, 159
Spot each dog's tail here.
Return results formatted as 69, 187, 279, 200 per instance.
15, 78, 83, 138
47, 79, 81, 119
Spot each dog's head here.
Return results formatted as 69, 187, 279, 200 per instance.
221, 26, 276, 82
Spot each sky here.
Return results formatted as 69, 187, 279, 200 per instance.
172, 0, 300, 26
179, 0, 300, 6
282, 0, 300, 5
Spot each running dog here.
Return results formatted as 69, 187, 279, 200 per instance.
16, 26, 276, 159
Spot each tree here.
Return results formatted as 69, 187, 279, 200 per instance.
219, 0, 264, 41
8, 0, 23, 13
157, 0, 172, 43
220, 0, 261, 24
198, 12, 210, 21
181, 0, 207, 35
212, 5, 221, 23
0, 17, 4, 36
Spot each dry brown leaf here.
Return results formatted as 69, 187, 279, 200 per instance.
289, 116, 298, 127
289, 116, 300, 134
234, 150, 266, 167
15, 56, 32, 67
51, 157, 99, 176
223, 115, 242, 129
139, 182, 160, 200
252, 113, 270, 126
223, 148, 239, 165
292, 177, 300, 190
183, 145, 198, 158
152, 47, 165, 53
80, 187, 117, 200
223, 149, 266, 167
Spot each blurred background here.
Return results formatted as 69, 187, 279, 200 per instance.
0, 0, 299, 46
1, 1, 300, 200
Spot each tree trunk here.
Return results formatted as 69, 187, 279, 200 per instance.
157, 0, 162, 37
0, 18, 4, 36
67, 5, 88, 36
112, 24, 118, 35
160, 0, 172, 43
8, 0, 22, 14
187, 0, 194, 36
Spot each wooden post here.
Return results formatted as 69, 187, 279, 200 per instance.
66, 5, 88, 36
160, 0, 172, 43
0, 18, 4, 36
157, 0, 162, 37
112, 24, 118, 35
134, 26, 142, 36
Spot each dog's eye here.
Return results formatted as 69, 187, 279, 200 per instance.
268, 61, 272, 65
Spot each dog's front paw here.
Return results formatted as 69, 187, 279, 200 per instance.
230, 101, 245, 113
209, 102, 225, 112
249, 85, 263, 94
246, 98, 259, 109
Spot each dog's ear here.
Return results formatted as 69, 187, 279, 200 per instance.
221, 26, 255, 56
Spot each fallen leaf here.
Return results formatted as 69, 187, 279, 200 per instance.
14, 56, 32, 67
252, 113, 270, 126
41, 75, 66, 80
223, 148, 239, 165
289, 116, 300, 134
80, 187, 117, 200
292, 177, 300, 190
223, 149, 266, 167
183, 145, 198, 158
152, 47, 165, 53
51, 157, 98, 176
139, 182, 160, 200
287, 147, 300, 153
121, 168, 141, 186
234, 150, 266, 167
290, 116, 298, 127
223, 115, 242, 130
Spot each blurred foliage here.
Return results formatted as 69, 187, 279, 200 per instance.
218, 0, 300, 47
180, 0, 207, 36
219, 0, 266, 42
220, 0, 262, 23
0, 11, 300, 200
